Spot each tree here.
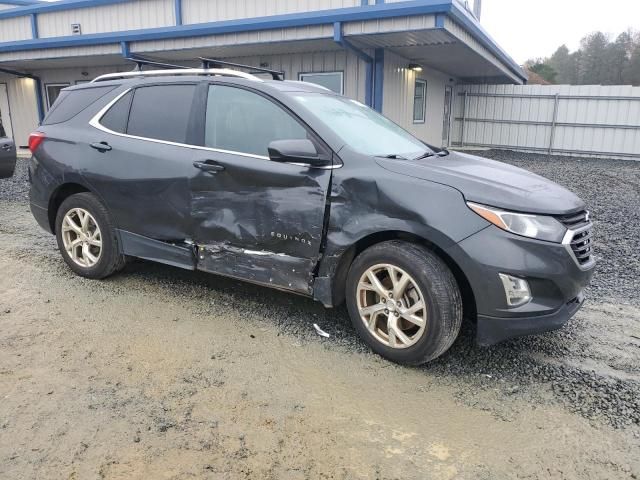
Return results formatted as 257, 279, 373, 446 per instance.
528, 30, 640, 86
549, 45, 578, 84
524, 58, 557, 83
623, 44, 640, 86
578, 32, 610, 84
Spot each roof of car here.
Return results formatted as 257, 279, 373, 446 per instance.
65, 73, 333, 96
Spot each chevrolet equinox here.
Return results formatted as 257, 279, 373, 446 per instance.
28, 66, 595, 365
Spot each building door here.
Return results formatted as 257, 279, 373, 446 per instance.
0, 83, 13, 139
442, 85, 453, 147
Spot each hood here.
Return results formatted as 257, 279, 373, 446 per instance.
377, 151, 585, 215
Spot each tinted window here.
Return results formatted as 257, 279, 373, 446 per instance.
44, 86, 116, 125
0, 120, 6, 138
127, 85, 196, 143
205, 85, 307, 156
100, 91, 133, 134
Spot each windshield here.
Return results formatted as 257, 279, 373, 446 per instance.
292, 93, 431, 159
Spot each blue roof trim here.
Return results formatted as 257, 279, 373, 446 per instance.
0, 0, 525, 82
0, 0, 42, 6
0, 0, 453, 47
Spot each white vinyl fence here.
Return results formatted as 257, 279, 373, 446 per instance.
451, 84, 640, 160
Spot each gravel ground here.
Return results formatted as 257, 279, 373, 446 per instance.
1, 153, 639, 478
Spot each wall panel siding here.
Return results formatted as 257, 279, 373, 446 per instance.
224, 50, 368, 104
131, 25, 334, 54
0, 16, 32, 42
182, 0, 361, 25
452, 84, 640, 160
0, 44, 121, 62
383, 50, 450, 146
37, 0, 175, 38
343, 14, 436, 35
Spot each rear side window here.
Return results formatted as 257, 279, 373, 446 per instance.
100, 91, 133, 134
127, 85, 196, 144
43, 86, 116, 125
205, 85, 307, 156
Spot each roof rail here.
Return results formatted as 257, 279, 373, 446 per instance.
91, 68, 264, 83
199, 57, 284, 80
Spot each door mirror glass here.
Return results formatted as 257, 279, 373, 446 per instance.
268, 139, 329, 167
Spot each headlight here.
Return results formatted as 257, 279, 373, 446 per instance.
467, 202, 566, 243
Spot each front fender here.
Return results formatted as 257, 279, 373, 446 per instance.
313, 167, 488, 306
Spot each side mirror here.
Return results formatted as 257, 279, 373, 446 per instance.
268, 139, 331, 167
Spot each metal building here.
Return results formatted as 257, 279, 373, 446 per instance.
0, 0, 526, 150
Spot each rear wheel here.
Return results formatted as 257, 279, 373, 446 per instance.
346, 241, 462, 365
55, 192, 126, 279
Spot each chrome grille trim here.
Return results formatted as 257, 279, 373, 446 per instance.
561, 217, 595, 270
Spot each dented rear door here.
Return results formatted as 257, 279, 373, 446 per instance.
190, 84, 332, 294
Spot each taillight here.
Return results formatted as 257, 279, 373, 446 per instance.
28, 132, 46, 153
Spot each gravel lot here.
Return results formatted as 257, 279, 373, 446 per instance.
1, 151, 639, 479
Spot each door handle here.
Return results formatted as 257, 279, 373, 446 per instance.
193, 160, 225, 173
90, 142, 112, 152
1, 144, 12, 151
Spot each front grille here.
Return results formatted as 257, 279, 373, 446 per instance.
557, 211, 593, 266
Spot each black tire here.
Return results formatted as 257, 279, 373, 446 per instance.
346, 240, 462, 365
55, 192, 126, 279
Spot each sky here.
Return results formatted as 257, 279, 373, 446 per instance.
479, 0, 640, 64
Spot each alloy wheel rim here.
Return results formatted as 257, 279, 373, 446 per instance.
356, 264, 428, 349
61, 208, 102, 268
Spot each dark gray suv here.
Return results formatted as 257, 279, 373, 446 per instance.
27, 67, 595, 365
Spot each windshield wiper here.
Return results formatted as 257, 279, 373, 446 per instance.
412, 151, 436, 161
413, 149, 450, 161
380, 154, 410, 160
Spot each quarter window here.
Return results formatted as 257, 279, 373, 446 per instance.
298, 72, 344, 94
413, 79, 427, 124
100, 91, 133, 134
127, 85, 196, 144
205, 85, 308, 157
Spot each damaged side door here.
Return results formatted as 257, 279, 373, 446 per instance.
190, 84, 333, 294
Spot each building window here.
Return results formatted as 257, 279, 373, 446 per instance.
45, 83, 70, 109
413, 79, 427, 124
298, 72, 344, 95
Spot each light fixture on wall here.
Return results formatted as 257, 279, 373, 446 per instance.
408, 63, 423, 72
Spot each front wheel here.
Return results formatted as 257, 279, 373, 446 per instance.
55, 192, 126, 279
346, 241, 462, 365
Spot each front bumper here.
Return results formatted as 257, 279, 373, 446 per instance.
476, 293, 584, 346
446, 225, 595, 345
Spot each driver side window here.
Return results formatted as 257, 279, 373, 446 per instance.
205, 85, 308, 157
